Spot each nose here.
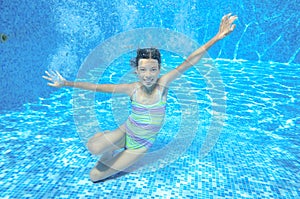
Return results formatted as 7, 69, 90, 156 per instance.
145, 70, 151, 77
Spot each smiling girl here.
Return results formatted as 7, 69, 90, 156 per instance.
43, 13, 237, 182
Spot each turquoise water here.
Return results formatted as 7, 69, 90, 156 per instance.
1, 58, 299, 198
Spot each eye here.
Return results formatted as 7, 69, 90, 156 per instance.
151, 68, 158, 72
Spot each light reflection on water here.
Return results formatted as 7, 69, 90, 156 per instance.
1, 59, 299, 196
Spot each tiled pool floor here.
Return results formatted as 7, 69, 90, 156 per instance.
1, 60, 300, 198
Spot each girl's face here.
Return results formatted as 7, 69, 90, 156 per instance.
136, 59, 160, 88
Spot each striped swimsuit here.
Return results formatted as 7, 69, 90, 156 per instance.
125, 88, 166, 150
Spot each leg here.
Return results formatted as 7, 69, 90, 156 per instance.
89, 148, 147, 182
87, 126, 125, 155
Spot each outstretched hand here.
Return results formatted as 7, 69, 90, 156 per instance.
42, 71, 66, 88
217, 13, 238, 39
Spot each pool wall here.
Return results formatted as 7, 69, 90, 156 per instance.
0, 0, 299, 111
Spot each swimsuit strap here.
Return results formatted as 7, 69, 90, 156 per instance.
131, 85, 138, 101
157, 85, 163, 100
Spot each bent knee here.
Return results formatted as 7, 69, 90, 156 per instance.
86, 133, 103, 154
87, 142, 99, 155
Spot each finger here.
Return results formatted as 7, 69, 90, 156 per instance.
222, 14, 227, 22
55, 71, 64, 80
229, 16, 238, 24
47, 83, 57, 87
222, 13, 232, 24
55, 70, 61, 76
225, 13, 235, 22
47, 83, 54, 87
50, 70, 57, 76
230, 24, 236, 31
42, 75, 52, 81
224, 13, 232, 20
46, 70, 57, 79
45, 71, 52, 77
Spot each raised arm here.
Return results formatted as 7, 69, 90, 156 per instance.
159, 13, 238, 86
42, 71, 133, 95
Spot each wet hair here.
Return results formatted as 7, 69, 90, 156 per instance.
130, 47, 161, 68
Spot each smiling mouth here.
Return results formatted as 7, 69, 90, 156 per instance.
144, 79, 153, 83
144, 80, 154, 86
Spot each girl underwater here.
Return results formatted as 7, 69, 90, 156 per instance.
43, 13, 237, 182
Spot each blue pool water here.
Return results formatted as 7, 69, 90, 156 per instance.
1, 59, 299, 198
1, 0, 300, 198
